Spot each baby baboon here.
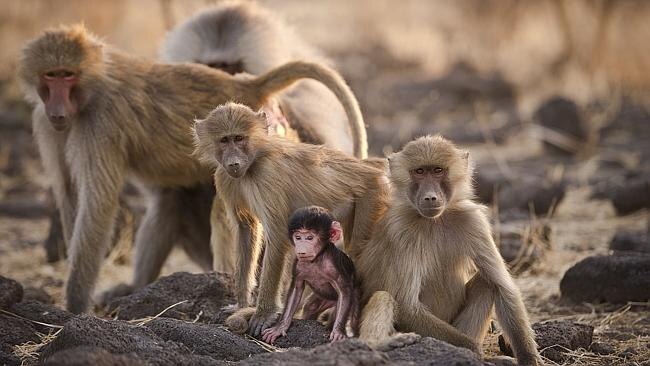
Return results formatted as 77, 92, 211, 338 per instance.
192, 102, 387, 336
20, 25, 365, 313
356, 135, 542, 366
161, 1, 364, 156
262, 206, 360, 344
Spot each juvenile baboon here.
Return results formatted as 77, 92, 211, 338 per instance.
356, 135, 542, 365
262, 206, 361, 344
161, 1, 364, 156
192, 102, 387, 335
20, 25, 366, 313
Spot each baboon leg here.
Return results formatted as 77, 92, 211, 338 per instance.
132, 188, 180, 288
359, 291, 398, 346
302, 293, 336, 320
44, 207, 66, 263
177, 187, 214, 271
398, 303, 480, 353
452, 274, 495, 343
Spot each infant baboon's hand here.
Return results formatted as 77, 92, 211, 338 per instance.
329, 328, 347, 342
261, 325, 286, 344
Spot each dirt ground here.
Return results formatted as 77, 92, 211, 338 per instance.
1, 1, 649, 365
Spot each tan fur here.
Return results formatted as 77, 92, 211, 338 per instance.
356, 135, 542, 365
193, 102, 387, 334
20, 25, 366, 314
358, 291, 399, 347
161, 1, 363, 157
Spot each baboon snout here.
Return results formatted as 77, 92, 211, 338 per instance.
48, 114, 68, 130
224, 157, 247, 178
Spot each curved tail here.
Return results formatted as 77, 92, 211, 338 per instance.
251, 61, 368, 159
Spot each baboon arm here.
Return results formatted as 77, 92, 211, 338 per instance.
34, 122, 76, 244
398, 302, 479, 353
232, 207, 262, 307
470, 226, 542, 365
331, 281, 353, 332
276, 278, 305, 328
65, 150, 125, 313
256, 221, 290, 313
347, 178, 389, 259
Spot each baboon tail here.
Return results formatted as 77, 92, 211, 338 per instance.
252, 61, 368, 159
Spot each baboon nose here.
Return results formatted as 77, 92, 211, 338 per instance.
49, 115, 65, 123
423, 195, 437, 202
228, 162, 240, 168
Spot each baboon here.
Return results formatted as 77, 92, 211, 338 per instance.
262, 206, 360, 344
20, 25, 366, 313
161, 1, 362, 155
192, 103, 387, 335
162, 2, 370, 275
356, 135, 542, 366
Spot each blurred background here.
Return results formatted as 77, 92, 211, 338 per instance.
0, 1, 648, 365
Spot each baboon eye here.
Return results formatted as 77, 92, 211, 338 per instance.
220, 136, 228, 143
234, 135, 244, 142
415, 168, 424, 175
434, 167, 444, 174
62, 70, 75, 78
44, 71, 56, 79
307, 235, 314, 240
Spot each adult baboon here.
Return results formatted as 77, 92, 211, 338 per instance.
356, 135, 542, 365
20, 25, 365, 313
161, 1, 363, 156
192, 102, 388, 336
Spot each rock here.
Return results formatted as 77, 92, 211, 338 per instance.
384, 336, 487, 365
499, 321, 593, 362
0, 276, 23, 309
145, 318, 264, 361
484, 356, 517, 366
533, 97, 587, 156
0, 199, 50, 218
9, 300, 74, 330
473, 168, 565, 215
42, 346, 145, 366
40, 315, 223, 365
497, 180, 566, 216
590, 341, 615, 355
106, 272, 235, 321
560, 255, 650, 303
22, 287, 55, 304
593, 175, 650, 215
255, 320, 329, 349
240, 338, 388, 365
0, 313, 39, 366
610, 231, 650, 253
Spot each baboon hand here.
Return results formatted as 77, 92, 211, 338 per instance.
329, 328, 347, 342
261, 324, 287, 344
96, 283, 134, 309
248, 309, 279, 336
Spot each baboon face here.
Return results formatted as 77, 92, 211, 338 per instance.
38, 68, 82, 131
407, 165, 450, 218
216, 133, 252, 178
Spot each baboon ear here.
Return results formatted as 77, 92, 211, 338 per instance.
256, 109, 268, 121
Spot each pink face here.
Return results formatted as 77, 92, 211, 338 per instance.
293, 229, 322, 263
292, 222, 342, 263
37, 68, 80, 131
